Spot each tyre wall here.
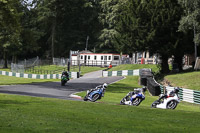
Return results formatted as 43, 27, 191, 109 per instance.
139, 68, 161, 96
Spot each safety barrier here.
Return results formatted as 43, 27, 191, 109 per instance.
151, 77, 200, 105
0, 71, 79, 79
102, 69, 140, 77
160, 86, 200, 104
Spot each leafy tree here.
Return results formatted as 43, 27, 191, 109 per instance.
32, 0, 102, 59
117, 0, 183, 73
98, 0, 123, 53
0, 0, 22, 67
178, 0, 200, 59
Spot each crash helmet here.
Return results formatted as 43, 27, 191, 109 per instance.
62, 71, 68, 75
174, 87, 180, 93
103, 83, 108, 88
142, 86, 147, 92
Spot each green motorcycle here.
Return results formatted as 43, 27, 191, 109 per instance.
61, 71, 69, 86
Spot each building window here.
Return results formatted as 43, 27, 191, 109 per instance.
144, 52, 146, 58
149, 52, 153, 58
94, 56, 97, 60
88, 56, 90, 60
81, 56, 83, 59
114, 56, 119, 60
104, 56, 107, 60
108, 56, 111, 60
101, 56, 103, 60
138, 53, 143, 59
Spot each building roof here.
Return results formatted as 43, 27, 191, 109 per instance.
79, 50, 93, 54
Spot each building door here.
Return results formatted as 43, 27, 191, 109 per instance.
104, 56, 107, 65
84, 55, 87, 64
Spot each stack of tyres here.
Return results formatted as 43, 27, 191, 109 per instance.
139, 69, 153, 86
147, 77, 161, 96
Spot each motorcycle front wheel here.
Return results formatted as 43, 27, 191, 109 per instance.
132, 98, 142, 106
61, 80, 66, 86
91, 94, 100, 102
166, 100, 178, 109
151, 100, 160, 108
120, 98, 126, 105
83, 95, 88, 101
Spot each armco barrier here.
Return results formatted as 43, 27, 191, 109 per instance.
154, 79, 200, 104
0, 71, 79, 79
102, 69, 139, 77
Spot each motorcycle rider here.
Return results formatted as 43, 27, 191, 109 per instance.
158, 87, 180, 102
87, 83, 108, 96
61, 71, 69, 81
130, 87, 147, 102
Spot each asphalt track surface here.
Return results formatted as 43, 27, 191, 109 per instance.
0, 70, 124, 101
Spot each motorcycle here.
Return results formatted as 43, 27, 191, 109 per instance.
151, 87, 180, 109
61, 71, 69, 86
83, 83, 107, 102
120, 87, 146, 106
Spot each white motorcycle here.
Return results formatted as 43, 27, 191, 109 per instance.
151, 87, 180, 109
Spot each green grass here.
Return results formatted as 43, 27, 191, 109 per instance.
0, 75, 59, 85
0, 77, 200, 132
0, 68, 10, 72
109, 64, 160, 73
0, 65, 105, 75
164, 71, 200, 90
72, 66, 105, 76
0, 64, 200, 132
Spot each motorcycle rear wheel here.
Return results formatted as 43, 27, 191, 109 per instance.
166, 100, 178, 109
91, 94, 100, 102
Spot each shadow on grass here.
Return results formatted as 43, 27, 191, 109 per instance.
108, 83, 141, 93
0, 99, 30, 105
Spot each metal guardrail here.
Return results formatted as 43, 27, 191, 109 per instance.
153, 78, 200, 104
102, 70, 140, 77
0, 71, 79, 79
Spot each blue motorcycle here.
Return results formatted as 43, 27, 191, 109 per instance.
120, 87, 146, 106
83, 83, 107, 102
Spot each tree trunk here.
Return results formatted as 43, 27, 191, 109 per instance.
12, 55, 17, 64
160, 55, 170, 74
51, 20, 56, 63
173, 55, 183, 71
3, 49, 8, 68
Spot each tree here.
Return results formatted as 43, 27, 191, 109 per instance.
98, 0, 124, 53
117, 0, 183, 73
32, 0, 102, 59
178, 0, 200, 59
0, 0, 22, 67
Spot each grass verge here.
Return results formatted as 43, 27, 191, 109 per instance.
164, 71, 200, 90
0, 87, 200, 133
0, 65, 105, 76
109, 64, 160, 73
0, 75, 59, 85
0, 64, 200, 132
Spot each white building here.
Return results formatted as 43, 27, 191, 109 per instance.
132, 51, 158, 64
71, 51, 128, 66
